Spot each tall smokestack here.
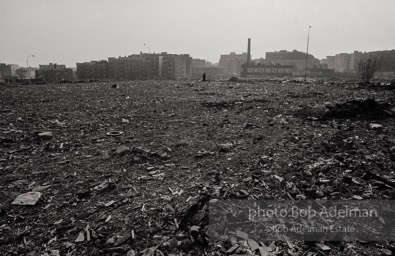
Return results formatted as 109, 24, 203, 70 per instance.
247, 38, 251, 65
242, 38, 251, 78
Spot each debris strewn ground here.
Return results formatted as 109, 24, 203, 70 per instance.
0, 80, 395, 255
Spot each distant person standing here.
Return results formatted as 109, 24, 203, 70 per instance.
202, 72, 206, 82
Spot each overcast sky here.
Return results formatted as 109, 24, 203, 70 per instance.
1, 0, 394, 67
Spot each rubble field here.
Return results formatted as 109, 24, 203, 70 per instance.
1, 80, 395, 256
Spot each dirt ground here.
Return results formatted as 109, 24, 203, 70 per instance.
1, 80, 395, 256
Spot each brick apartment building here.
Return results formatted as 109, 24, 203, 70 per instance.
333, 53, 350, 72
78, 53, 192, 80
0, 64, 38, 81
108, 55, 148, 80
324, 50, 395, 78
76, 60, 109, 80
35, 63, 73, 83
326, 56, 335, 70
219, 52, 248, 75
192, 58, 206, 68
325, 51, 365, 73
0, 63, 12, 80
39, 63, 67, 70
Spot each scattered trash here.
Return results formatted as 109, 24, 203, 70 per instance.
77, 188, 91, 199
3, 78, 395, 255
226, 244, 239, 254
11, 192, 42, 205
190, 226, 200, 240
106, 131, 124, 136
41, 250, 60, 256
315, 243, 331, 251
63, 242, 74, 249
114, 230, 135, 246
273, 175, 284, 182
247, 239, 260, 252
236, 230, 249, 240
126, 249, 136, 256
216, 142, 233, 152
75, 232, 85, 243
243, 122, 259, 129
53, 119, 65, 127
106, 237, 115, 244
352, 195, 363, 200
195, 150, 214, 158
38, 131, 53, 140
32, 185, 51, 192
380, 249, 393, 256
104, 200, 117, 207
369, 123, 383, 130
116, 145, 130, 155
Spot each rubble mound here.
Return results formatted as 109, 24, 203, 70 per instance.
228, 76, 240, 82
202, 100, 237, 109
324, 99, 393, 119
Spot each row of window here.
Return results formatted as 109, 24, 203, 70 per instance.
247, 68, 293, 73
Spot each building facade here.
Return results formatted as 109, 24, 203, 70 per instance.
326, 56, 335, 70
241, 63, 293, 77
108, 55, 149, 80
349, 51, 363, 72
1, 64, 39, 80
219, 52, 248, 75
39, 63, 66, 70
0, 63, 12, 80
174, 54, 192, 79
36, 69, 73, 83
36, 63, 73, 83
80, 53, 192, 80
334, 53, 350, 72
76, 61, 109, 80
265, 50, 320, 71
192, 58, 206, 68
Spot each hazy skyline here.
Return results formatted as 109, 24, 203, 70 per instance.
1, 0, 395, 67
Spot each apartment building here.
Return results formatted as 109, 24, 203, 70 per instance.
174, 54, 192, 79
36, 63, 73, 82
0, 64, 39, 80
219, 52, 248, 75
39, 63, 66, 70
192, 58, 206, 68
348, 51, 364, 72
325, 51, 363, 73
0, 63, 12, 80
76, 60, 108, 80
334, 53, 350, 72
35, 69, 73, 83
326, 56, 335, 70
108, 55, 149, 80
106, 53, 191, 80
265, 50, 320, 71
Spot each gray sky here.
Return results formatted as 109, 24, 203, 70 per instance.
1, 0, 394, 67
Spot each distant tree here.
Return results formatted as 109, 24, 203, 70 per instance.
358, 54, 381, 82
16, 69, 28, 80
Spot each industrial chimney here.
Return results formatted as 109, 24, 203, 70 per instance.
242, 38, 251, 78
247, 38, 251, 65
